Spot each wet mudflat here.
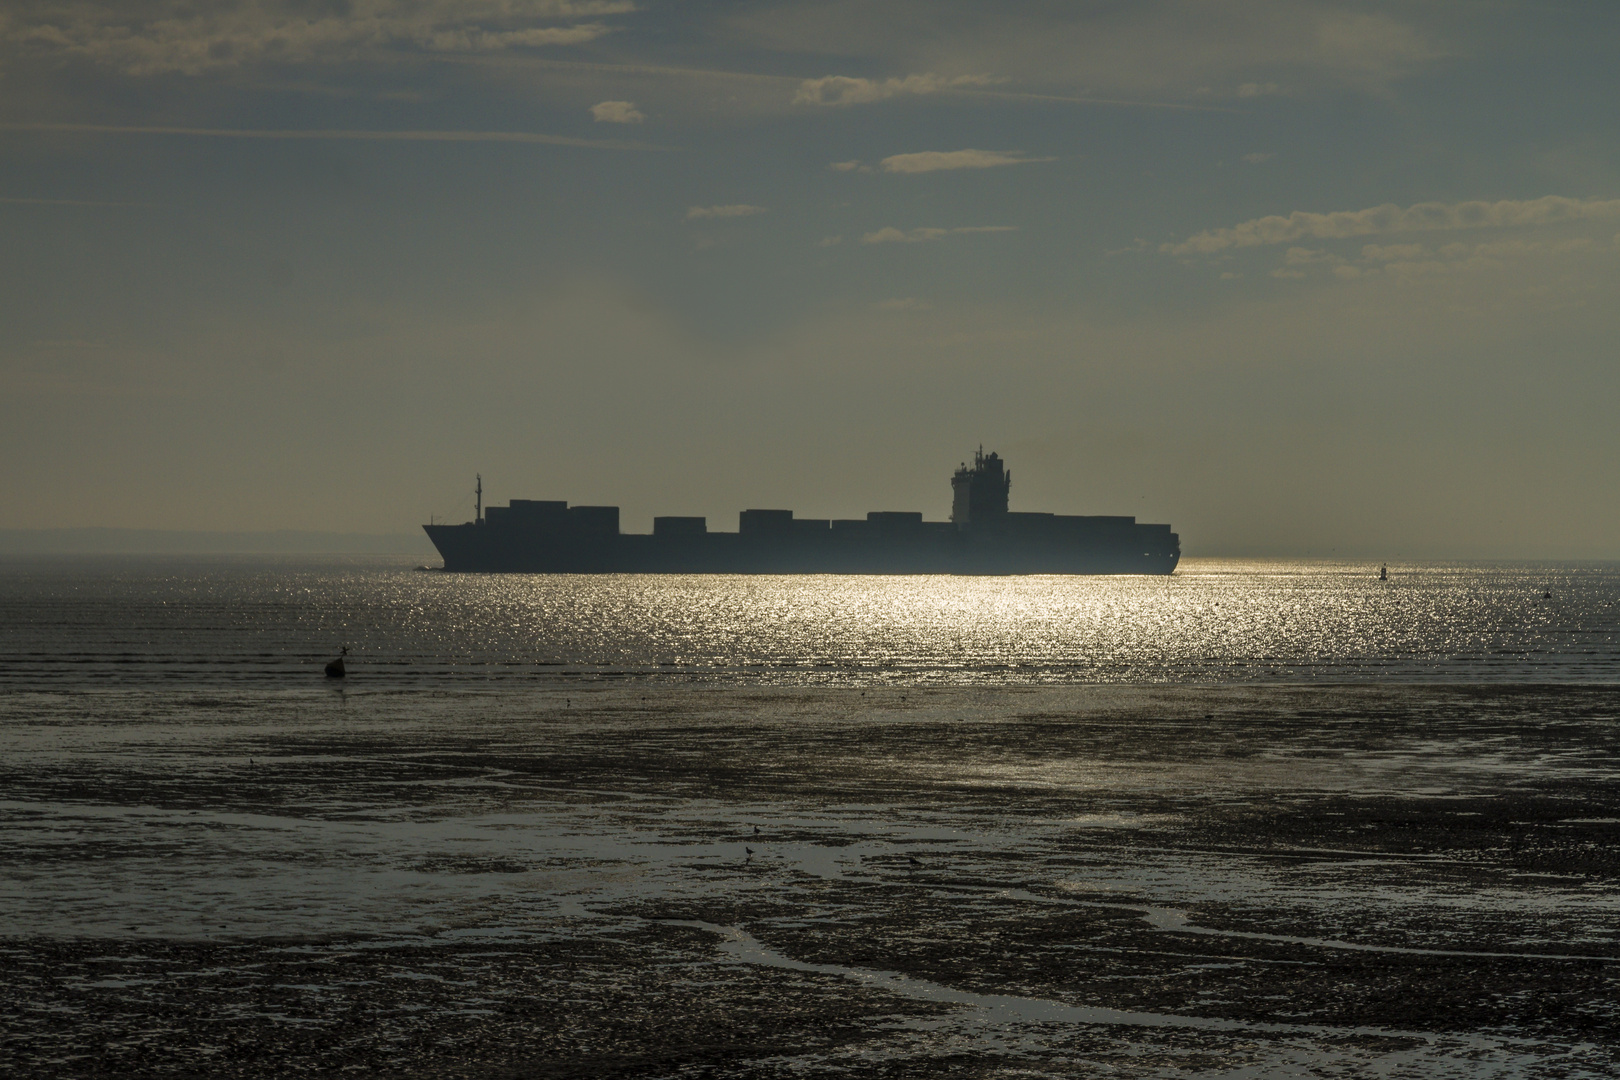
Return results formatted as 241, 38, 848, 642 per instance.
2, 683, 1619, 1077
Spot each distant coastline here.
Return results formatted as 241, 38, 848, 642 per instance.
0, 528, 436, 556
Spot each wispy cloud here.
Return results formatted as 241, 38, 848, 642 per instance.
0, 196, 149, 207
419, 25, 610, 51
1283, 247, 1338, 265
0, 122, 671, 151
1361, 243, 1428, 262
794, 72, 998, 106
952, 89, 1228, 112
1242, 152, 1273, 164
1266, 234, 1614, 282
589, 100, 645, 123
872, 297, 931, 311
734, 5, 1443, 101
861, 225, 1018, 244
4, 0, 636, 75
1163, 196, 1620, 256
864, 227, 946, 244
431, 54, 798, 89
878, 149, 1053, 174
686, 204, 768, 220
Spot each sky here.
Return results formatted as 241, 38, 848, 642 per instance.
2, 0, 1617, 558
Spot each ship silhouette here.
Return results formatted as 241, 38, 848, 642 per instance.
423, 450, 1179, 574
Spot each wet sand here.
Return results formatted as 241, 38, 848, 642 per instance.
3, 683, 1618, 1077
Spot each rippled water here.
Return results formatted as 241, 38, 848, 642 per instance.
1, 555, 1615, 685
6, 556, 1620, 1076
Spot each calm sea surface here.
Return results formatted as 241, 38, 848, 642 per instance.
1, 555, 1616, 686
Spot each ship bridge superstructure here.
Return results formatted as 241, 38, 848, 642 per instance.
951, 448, 1010, 529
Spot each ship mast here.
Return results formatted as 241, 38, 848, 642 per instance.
475, 474, 483, 525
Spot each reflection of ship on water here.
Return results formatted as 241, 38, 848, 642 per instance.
423, 449, 1180, 575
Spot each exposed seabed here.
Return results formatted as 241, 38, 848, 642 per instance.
2, 683, 1618, 1077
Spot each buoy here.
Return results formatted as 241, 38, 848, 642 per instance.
325, 646, 348, 678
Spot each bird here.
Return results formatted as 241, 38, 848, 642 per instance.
745, 846, 755, 859
753, 825, 760, 835
324, 646, 348, 679
907, 856, 921, 868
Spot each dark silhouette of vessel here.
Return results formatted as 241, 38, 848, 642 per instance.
423, 450, 1179, 574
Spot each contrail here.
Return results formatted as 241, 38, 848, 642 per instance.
0, 122, 677, 151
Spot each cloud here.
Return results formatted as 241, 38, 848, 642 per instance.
863, 227, 946, 244
872, 297, 932, 311
828, 160, 864, 172
1282, 246, 1340, 266
732, 4, 1444, 101
1242, 152, 1273, 164
418, 25, 609, 52
4, 0, 634, 75
1164, 196, 1620, 256
793, 72, 997, 106
589, 100, 645, 123
1266, 234, 1617, 283
1361, 243, 1428, 262
878, 149, 1053, 174
860, 225, 1017, 244
817, 235, 844, 247
1315, 11, 1438, 89
686, 204, 768, 220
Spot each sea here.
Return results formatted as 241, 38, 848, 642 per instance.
2, 556, 1618, 1078
3, 556, 1616, 686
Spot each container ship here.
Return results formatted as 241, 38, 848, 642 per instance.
423, 450, 1179, 574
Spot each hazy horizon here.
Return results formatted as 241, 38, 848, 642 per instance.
5, 526, 1617, 562
4, 2, 1617, 560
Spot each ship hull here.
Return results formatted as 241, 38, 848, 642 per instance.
423, 524, 1179, 575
